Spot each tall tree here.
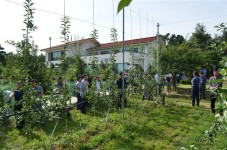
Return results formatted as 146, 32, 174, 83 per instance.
189, 23, 212, 49
160, 44, 205, 76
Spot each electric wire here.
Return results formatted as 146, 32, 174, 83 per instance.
5, 0, 226, 39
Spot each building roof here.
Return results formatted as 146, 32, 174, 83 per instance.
0, 44, 4, 50
40, 38, 100, 51
90, 36, 157, 50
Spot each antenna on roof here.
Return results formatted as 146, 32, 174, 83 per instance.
139, 8, 141, 41
130, 5, 133, 43
64, 0, 65, 17
112, 0, 115, 28
93, 0, 95, 30
153, 17, 155, 36
147, 11, 149, 38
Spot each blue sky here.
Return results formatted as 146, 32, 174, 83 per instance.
0, 0, 226, 53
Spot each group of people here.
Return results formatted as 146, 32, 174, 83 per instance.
9, 79, 44, 129
75, 73, 128, 113
191, 67, 223, 115
8, 66, 223, 129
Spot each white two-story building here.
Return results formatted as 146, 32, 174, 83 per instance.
40, 36, 159, 72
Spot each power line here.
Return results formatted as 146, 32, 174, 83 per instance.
5, 0, 225, 38
5, 0, 141, 39
116, 0, 226, 27
161, 15, 227, 26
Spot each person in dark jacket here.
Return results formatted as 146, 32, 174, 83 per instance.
116, 72, 127, 108
199, 71, 206, 100
191, 71, 200, 106
10, 81, 25, 129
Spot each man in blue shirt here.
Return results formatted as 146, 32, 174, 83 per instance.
199, 71, 206, 100
191, 71, 200, 106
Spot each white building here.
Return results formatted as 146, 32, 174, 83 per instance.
40, 36, 159, 72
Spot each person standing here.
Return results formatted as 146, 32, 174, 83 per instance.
75, 77, 82, 111
200, 65, 207, 77
165, 74, 171, 96
10, 81, 25, 129
30, 79, 43, 98
172, 72, 177, 90
30, 79, 43, 110
53, 77, 64, 94
191, 71, 200, 106
95, 75, 101, 94
80, 74, 89, 114
209, 69, 223, 115
199, 71, 206, 100
116, 72, 127, 108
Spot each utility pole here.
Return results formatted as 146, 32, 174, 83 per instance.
122, 8, 125, 118
49, 37, 52, 67
156, 22, 160, 97
64, 0, 65, 17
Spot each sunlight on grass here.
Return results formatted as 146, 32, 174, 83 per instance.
1, 90, 227, 149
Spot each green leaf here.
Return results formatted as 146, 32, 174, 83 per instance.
218, 88, 227, 94
117, 0, 132, 14
220, 69, 227, 76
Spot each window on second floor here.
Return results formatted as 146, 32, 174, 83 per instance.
133, 48, 139, 53
100, 51, 109, 55
48, 51, 64, 61
88, 52, 99, 56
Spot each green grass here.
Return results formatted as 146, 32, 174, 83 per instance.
178, 80, 227, 89
0, 89, 227, 150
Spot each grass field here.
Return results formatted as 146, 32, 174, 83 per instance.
0, 86, 227, 150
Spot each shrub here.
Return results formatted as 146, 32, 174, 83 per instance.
180, 79, 191, 84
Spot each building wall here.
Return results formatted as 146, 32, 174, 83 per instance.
83, 40, 157, 71
44, 41, 95, 66
43, 39, 159, 71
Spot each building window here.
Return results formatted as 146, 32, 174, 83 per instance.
100, 51, 109, 55
89, 52, 99, 56
49, 51, 64, 61
116, 63, 129, 73
133, 48, 139, 53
